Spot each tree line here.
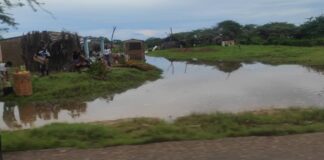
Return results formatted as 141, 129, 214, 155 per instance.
146, 15, 324, 48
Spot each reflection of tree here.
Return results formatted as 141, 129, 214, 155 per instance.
3, 103, 22, 129
18, 105, 37, 127
189, 61, 242, 73
60, 102, 87, 119
213, 62, 242, 73
305, 65, 324, 75
34, 104, 60, 120
166, 61, 175, 75
101, 95, 115, 103
8, 102, 88, 128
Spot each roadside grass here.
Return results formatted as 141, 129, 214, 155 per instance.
149, 45, 324, 65
3, 108, 324, 152
0, 66, 161, 103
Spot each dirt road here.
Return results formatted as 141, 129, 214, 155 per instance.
4, 133, 324, 160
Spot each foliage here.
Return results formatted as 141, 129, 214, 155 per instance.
3, 108, 324, 152
299, 15, 324, 38
213, 20, 243, 40
145, 37, 162, 49
146, 15, 324, 47
0, 68, 161, 103
149, 45, 324, 65
0, 0, 42, 31
87, 61, 110, 80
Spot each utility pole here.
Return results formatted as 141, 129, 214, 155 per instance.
110, 27, 117, 50
170, 27, 173, 41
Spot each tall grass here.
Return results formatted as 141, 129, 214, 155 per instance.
149, 45, 324, 65
3, 108, 324, 152
0, 66, 161, 103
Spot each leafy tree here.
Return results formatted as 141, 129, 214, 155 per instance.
299, 15, 324, 38
145, 37, 162, 49
240, 24, 262, 44
0, 0, 42, 31
257, 22, 297, 44
214, 20, 242, 40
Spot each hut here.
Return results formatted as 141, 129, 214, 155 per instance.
160, 36, 182, 49
0, 36, 25, 67
124, 39, 145, 61
0, 31, 81, 71
21, 31, 81, 71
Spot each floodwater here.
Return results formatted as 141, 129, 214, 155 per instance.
1, 56, 324, 130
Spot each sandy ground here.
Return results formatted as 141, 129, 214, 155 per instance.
4, 132, 324, 160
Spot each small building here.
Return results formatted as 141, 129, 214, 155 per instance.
221, 40, 236, 47
160, 36, 182, 49
0, 36, 25, 67
124, 39, 145, 61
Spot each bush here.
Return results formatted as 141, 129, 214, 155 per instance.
87, 61, 111, 80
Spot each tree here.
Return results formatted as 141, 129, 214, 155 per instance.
0, 0, 43, 31
145, 37, 162, 49
214, 20, 242, 40
257, 22, 297, 43
240, 24, 261, 44
299, 15, 324, 38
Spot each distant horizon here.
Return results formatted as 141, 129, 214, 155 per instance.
2, 0, 323, 40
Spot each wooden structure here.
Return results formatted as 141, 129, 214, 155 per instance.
0, 36, 25, 66
0, 31, 81, 71
22, 31, 81, 71
221, 40, 236, 47
161, 36, 182, 49
124, 39, 145, 61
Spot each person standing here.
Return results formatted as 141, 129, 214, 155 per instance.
35, 46, 51, 76
103, 47, 111, 66
1, 61, 13, 96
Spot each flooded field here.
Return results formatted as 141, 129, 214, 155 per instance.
1, 56, 324, 130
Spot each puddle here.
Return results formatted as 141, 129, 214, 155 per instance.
2, 56, 324, 130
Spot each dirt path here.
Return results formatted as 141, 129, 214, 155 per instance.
4, 133, 324, 160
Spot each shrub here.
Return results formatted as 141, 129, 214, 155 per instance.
87, 61, 111, 80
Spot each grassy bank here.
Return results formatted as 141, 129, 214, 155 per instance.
3, 108, 324, 152
0, 66, 161, 103
149, 45, 324, 65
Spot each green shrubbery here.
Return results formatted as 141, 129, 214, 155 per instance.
146, 15, 324, 48
3, 108, 324, 152
87, 61, 111, 80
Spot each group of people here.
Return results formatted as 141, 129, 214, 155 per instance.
33, 44, 125, 75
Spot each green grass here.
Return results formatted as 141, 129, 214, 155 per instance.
0, 66, 161, 103
3, 108, 324, 152
149, 45, 324, 65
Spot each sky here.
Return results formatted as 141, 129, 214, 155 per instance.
2, 0, 324, 40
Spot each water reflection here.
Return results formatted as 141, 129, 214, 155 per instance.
2, 56, 324, 130
163, 60, 243, 76
3, 103, 22, 129
1, 101, 88, 130
189, 61, 243, 73
305, 65, 324, 75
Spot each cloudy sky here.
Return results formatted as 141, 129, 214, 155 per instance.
2, 0, 324, 40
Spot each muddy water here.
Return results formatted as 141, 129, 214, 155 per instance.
1, 56, 324, 130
